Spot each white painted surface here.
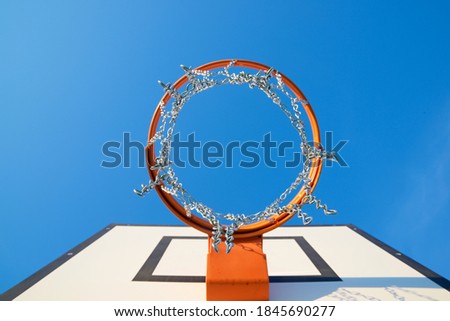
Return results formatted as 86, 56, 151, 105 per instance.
265, 239, 320, 276
12, 225, 450, 301
154, 239, 206, 276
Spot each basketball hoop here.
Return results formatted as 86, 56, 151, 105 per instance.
135, 59, 336, 253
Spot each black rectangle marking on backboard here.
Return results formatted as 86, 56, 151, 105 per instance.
133, 236, 341, 283
132, 236, 205, 282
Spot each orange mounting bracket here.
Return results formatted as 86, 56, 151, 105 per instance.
206, 236, 269, 301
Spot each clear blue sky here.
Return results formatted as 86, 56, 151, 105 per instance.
1, 0, 449, 293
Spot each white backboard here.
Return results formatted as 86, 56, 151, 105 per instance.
1, 224, 449, 301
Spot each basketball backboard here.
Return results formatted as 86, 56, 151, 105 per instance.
1, 224, 449, 301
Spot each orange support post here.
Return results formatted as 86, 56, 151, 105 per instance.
206, 236, 269, 301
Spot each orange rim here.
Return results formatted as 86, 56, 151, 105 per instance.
146, 59, 323, 238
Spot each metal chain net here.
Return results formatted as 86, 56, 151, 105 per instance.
135, 61, 336, 253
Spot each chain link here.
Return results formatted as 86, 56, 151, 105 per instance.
135, 62, 336, 252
